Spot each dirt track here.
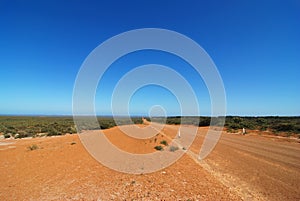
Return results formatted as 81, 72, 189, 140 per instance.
191, 129, 300, 201
0, 123, 299, 200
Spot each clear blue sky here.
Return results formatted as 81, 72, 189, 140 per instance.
0, 0, 299, 116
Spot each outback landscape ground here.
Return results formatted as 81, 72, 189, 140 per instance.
0, 121, 299, 201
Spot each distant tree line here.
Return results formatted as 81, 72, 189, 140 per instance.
0, 116, 143, 139
225, 116, 300, 135
0, 116, 299, 139
150, 116, 300, 136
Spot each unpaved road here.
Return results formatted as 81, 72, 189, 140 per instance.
0, 123, 299, 200
207, 133, 300, 200
187, 127, 300, 201
152, 123, 300, 201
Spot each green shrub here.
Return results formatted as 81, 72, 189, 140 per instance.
160, 140, 168, 146
259, 125, 267, 131
154, 145, 163, 151
47, 128, 60, 136
271, 123, 295, 132
4, 133, 10, 138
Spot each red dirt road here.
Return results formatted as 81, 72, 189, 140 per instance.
190, 129, 300, 201
0, 124, 299, 200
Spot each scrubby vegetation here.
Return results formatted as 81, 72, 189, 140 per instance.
150, 116, 300, 136
0, 116, 143, 139
0, 116, 299, 139
150, 116, 225, 127
160, 140, 168, 146
0, 116, 76, 138
154, 145, 163, 151
225, 116, 300, 135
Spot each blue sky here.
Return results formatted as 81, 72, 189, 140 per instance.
0, 0, 299, 116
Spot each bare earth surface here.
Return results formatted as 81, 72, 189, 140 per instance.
0, 123, 299, 200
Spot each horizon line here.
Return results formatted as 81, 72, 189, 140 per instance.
0, 114, 299, 118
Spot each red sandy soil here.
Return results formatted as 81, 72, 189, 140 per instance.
0, 124, 299, 200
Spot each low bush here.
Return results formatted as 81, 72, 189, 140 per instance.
4, 133, 10, 138
154, 145, 163, 151
160, 140, 168, 146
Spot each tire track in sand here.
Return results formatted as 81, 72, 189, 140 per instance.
148, 122, 260, 201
